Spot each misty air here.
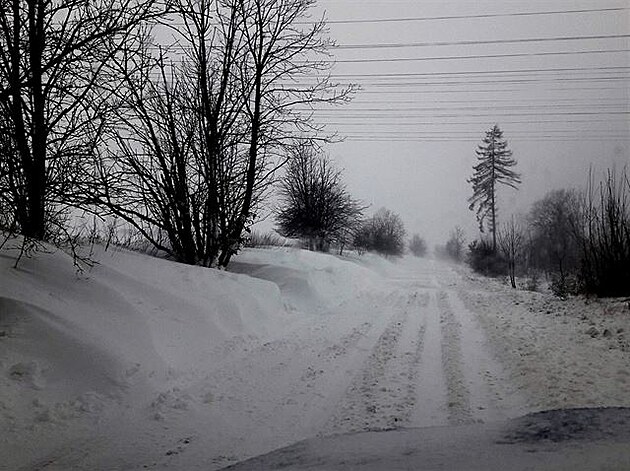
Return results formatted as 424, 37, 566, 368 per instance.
1, 0, 630, 470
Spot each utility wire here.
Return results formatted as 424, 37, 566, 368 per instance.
335, 34, 630, 50
317, 118, 630, 128
311, 111, 630, 117
355, 86, 627, 94
340, 137, 630, 142
167, 7, 630, 26
325, 66, 630, 78
337, 77, 630, 87
297, 76, 630, 87
317, 7, 630, 24
347, 98, 626, 104
306, 105, 629, 112
329, 48, 630, 63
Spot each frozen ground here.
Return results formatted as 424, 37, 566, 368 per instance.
1, 242, 630, 470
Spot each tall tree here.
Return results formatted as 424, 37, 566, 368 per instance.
217, 0, 353, 266
96, 0, 351, 267
0, 0, 164, 240
467, 124, 520, 251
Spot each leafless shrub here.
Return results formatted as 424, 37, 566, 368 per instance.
275, 143, 364, 252
467, 238, 506, 276
354, 208, 406, 257
244, 231, 291, 248
578, 168, 630, 297
409, 234, 428, 257
498, 216, 525, 289
528, 189, 582, 292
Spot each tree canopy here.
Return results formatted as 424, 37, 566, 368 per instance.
275, 143, 363, 251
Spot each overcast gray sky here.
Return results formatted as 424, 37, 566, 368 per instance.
273, 0, 629, 246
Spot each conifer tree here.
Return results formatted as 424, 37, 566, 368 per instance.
468, 124, 521, 251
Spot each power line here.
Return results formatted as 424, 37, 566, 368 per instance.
326, 66, 630, 79
330, 48, 630, 63
340, 76, 630, 87
306, 105, 629, 114
340, 137, 630, 142
314, 119, 629, 125
335, 34, 630, 50
355, 86, 627, 94
312, 110, 630, 117
339, 131, 629, 136
317, 7, 630, 25
348, 97, 627, 104
147, 45, 630, 65
301, 76, 630, 88
165, 7, 630, 27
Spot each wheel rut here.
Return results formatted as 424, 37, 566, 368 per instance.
325, 290, 430, 434
437, 290, 474, 425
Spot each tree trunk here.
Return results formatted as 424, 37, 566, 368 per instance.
22, 0, 47, 240
510, 261, 516, 289
491, 141, 496, 252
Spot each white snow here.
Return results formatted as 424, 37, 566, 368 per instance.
2, 240, 630, 470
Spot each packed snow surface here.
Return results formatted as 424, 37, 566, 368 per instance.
2, 241, 630, 470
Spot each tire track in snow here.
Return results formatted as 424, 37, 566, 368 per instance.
437, 290, 474, 425
325, 291, 429, 433
273, 321, 374, 410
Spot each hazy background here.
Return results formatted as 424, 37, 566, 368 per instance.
257, 0, 630, 247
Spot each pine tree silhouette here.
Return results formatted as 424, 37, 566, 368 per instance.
468, 124, 521, 251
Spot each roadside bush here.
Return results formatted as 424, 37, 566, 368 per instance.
578, 169, 630, 297
550, 272, 581, 298
244, 231, 291, 248
354, 208, 406, 256
524, 271, 540, 292
445, 226, 465, 262
409, 234, 428, 257
467, 239, 506, 276
275, 143, 364, 252
528, 189, 582, 288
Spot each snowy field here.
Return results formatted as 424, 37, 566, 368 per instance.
2, 242, 630, 470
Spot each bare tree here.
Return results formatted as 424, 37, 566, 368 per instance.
578, 168, 630, 297
275, 142, 363, 251
95, 0, 351, 267
498, 216, 525, 289
97, 49, 214, 264
528, 188, 581, 293
0, 0, 165, 240
217, 0, 354, 266
445, 226, 465, 262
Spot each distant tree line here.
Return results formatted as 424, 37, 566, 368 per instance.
452, 124, 629, 297
463, 168, 630, 298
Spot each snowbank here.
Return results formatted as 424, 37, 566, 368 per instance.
0, 242, 399, 470
0, 241, 288, 469
229, 248, 384, 313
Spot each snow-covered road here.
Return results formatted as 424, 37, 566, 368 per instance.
204, 254, 529, 468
